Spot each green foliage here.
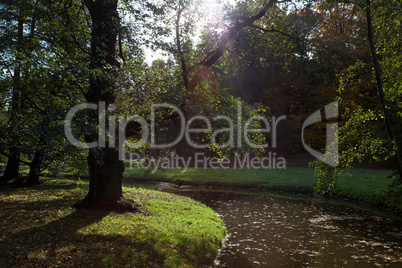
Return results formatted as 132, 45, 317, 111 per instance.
0, 0, 90, 179
312, 0, 402, 203
381, 177, 402, 214
311, 161, 338, 195
340, 107, 394, 165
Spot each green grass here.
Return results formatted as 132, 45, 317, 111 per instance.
123, 166, 397, 209
0, 179, 226, 267
124, 166, 316, 190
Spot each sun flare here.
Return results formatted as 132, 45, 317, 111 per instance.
200, 0, 226, 30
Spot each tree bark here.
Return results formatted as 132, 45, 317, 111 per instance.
1, 152, 20, 182
176, 1, 188, 88
76, 0, 128, 208
366, 0, 402, 181
84, 148, 124, 202
25, 149, 44, 186
2, 9, 24, 182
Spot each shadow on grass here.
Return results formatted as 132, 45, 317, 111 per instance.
0, 196, 80, 211
0, 181, 87, 195
0, 193, 165, 267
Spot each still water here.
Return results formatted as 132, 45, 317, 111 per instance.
135, 182, 402, 267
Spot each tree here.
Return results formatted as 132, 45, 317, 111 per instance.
73, 0, 127, 208
164, 0, 284, 157
364, 0, 402, 181
0, 1, 28, 182
336, 0, 401, 178
0, 0, 90, 186
313, 0, 402, 198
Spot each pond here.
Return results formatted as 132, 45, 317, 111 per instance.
136, 183, 402, 267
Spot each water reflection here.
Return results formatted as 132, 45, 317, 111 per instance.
165, 190, 401, 267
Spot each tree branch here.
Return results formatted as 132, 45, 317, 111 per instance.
251, 24, 301, 40
118, 32, 126, 63
200, 0, 277, 67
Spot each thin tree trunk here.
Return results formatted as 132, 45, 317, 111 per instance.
366, 0, 402, 181
176, 1, 188, 88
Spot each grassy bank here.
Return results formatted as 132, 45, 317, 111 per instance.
0, 180, 226, 267
123, 166, 398, 211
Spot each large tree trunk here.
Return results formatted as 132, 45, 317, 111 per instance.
85, 148, 125, 202
75, 0, 130, 209
25, 149, 44, 186
1, 152, 20, 182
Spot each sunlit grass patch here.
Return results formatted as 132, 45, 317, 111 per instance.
124, 166, 394, 196
123, 166, 399, 213
0, 179, 226, 267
